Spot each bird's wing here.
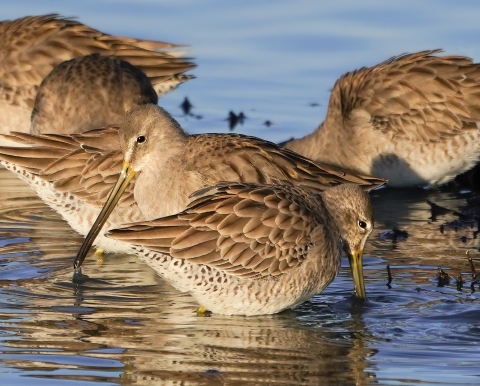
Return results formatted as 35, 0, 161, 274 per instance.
107, 183, 326, 279
328, 49, 480, 142
0, 126, 137, 208
0, 14, 196, 108
187, 133, 386, 192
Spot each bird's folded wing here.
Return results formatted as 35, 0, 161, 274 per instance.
0, 14, 196, 108
330, 49, 480, 142
188, 134, 387, 192
0, 126, 136, 208
107, 183, 325, 279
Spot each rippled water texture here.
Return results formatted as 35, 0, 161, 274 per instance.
2, 1, 480, 385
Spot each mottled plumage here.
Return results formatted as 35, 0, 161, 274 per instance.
0, 14, 195, 143
285, 50, 480, 187
0, 105, 385, 255
31, 54, 159, 135
106, 182, 374, 315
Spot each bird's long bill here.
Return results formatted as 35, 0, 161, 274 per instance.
348, 250, 366, 299
73, 161, 136, 268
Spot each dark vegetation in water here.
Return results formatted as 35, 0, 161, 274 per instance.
436, 268, 450, 287
179, 96, 202, 120
226, 110, 246, 130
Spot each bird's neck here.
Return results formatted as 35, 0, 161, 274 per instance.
285, 118, 348, 164
319, 188, 347, 246
133, 137, 202, 220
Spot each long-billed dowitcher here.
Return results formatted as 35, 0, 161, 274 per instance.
31, 53, 159, 135
104, 182, 374, 315
284, 50, 480, 187
0, 14, 195, 144
0, 104, 385, 255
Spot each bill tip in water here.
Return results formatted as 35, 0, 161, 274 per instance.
349, 293, 370, 309
72, 266, 89, 284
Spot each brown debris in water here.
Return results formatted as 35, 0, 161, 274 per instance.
436, 268, 450, 287
466, 251, 480, 292
386, 265, 393, 289
456, 273, 464, 291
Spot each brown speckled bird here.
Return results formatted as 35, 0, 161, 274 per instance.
105, 182, 374, 315
285, 50, 480, 187
30, 53, 159, 136
0, 105, 385, 257
0, 14, 195, 144
67, 103, 385, 261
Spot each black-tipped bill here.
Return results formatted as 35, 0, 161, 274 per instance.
73, 161, 136, 268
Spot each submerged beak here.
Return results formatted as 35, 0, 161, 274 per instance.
348, 249, 366, 299
73, 161, 136, 268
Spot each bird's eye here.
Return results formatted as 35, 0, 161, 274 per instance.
358, 220, 367, 229
136, 135, 146, 144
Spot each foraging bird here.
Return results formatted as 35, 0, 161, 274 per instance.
65, 103, 385, 262
0, 105, 384, 256
284, 50, 480, 187
105, 182, 374, 315
31, 53, 159, 135
0, 14, 195, 144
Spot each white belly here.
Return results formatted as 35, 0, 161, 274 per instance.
0, 160, 139, 253
368, 131, 480, 187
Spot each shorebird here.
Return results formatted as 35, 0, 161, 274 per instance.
104, 182, 374, 315
0, 104, 385, 256
0, 52, 160, 254
284, 50, 480, 188
31, 53, 159, 136
0, 14, 195, 144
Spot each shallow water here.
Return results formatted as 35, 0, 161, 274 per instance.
2, 1, 480, 385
